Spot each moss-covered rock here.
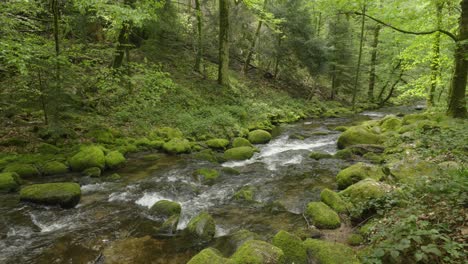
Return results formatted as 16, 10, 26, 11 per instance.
194, 168, 220, 184
337, 126, 383, 149
3, 163, 40, 178
380, 116, 402, 132
232, 137, 253, 148
389, 160, 439, 183
105, 151, 126, 169
346, 234, 364, 246
142, 153, 163, 161
334, 148, 355, 160
41, 161, 68, 175
336, 162, 385, 189
194, 149, 218, 163
248, 130, 272, 144
158, 214, 180, 235
37, 143, 61, 154
187, 212, 216, 242
87, 129, 114, 144
363, 152, 384, 164
339, 178, 390, 205
233, 186, 255, 202
214, 229, 259, 256
151, 127, 183, 141
19, 182, 81, 208
82, 167, 101, 177
224, 147, 254, 161
334, 126, 348, 132
0, 172, 21, 193
320, 188, 348, 213
231, 240, 285, 264
108, 173, 121, 180
188, 248, 232, 264
68, 145, 105, 171
206, 138, 230, 149
162, 138, 191, 154
309, 151, 333, 160
303, 239, 360, 264
305, 202, 341, 229
272, 230, 307, 264
221, 167, 241, 175
402, 113, 429, 125
149, 200, 181, 219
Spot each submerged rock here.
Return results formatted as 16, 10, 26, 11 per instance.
223, 147, 254, 161
0, 172, 21, 193
194, 168, 220, 185
162, 138, 191, 154
205, 138, 230, 149
336, 162, 385, 189
102, 236, 170, 264
82, 167, 101, 177
309, 151, 333, 160
303, 239, 360, 264
105, 151, 126, 169
188, 248, 232, 264
149, 200, 181, 219
187, 212, 216, 242
233, 186, 256, 202
320, 188, 348, 213
213, 229, 259, 256
272, 230, 307, 264
68, 145, 105, 171
232, 137, 253, 148
193, 149, 218, 163
248, 130, 272, 144
3, 163, 40, 178
40, 161, 68, 175
231, 240, 285, 264
305, 202, 341, 229
19, 182, 81, 208
337, 126, 383, 149
158, 214, 180, 236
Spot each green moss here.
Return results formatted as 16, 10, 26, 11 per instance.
213, 229, 259, 256
337, 126, 383, 149
389, 160, 439, 183
336, 162, 385, 189
105, 151, 126, 169
37, 143, 61, 154
320, 188, 348, 213
221, 167, 241, 175
19, 182, 81, 208
231, 240, 285, 264
233, 186, 255, 201
194, 168, 220, 184
117, 144, 138, 155
87, 129, 114, 144
151, 127, 183, 141
339, 178, 389, 205
0, 172, 21, 193
149, 200, 181, 218
380, 116, 402, 132
193, 149, 218, 163
68, 145, 105, 171
108, 173, 121, 180
362, 152, 384, 164
334, 148, 355, 160
303, 239, 360, 264
305, 202, 341, 229
224, 147, 254, 161
309, 151, 333, 160
232, 137, 253, 148
41, 161, 68, 175
402, 113, 429, 125
158, 214, 180, 235
187, 212, 216, 241
142, 154, 163, 161
188, 248, 232, 264
248, 130, 272, 144
272, 230, 307, 264
82, 167, 101, 177
206, 138, 230, 149
346, 234, 364, 246
162, 138, 191, 154
3, 163, 40, 178
334, 126, 348, 132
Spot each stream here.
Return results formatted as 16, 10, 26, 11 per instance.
0, 106, 417, 264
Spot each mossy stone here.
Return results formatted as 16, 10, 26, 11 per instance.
213, 229, 259, 256
380, 116, 402, 132
37, 143, 60, 154
3, 163, 40, 178
151, 127, 183, 141
142, 154, 163, 161
206, 138, 230, 149
337, 126, 383, 149
320, 188, 348, 213
272, 230, 307, 264
305, 202, 341, 229
194, 168, 220, 184
68, 145, 105, 171
336, 162, 385, 189
108, 173, 121, 180
82, 167, 101, 177
158, 214, 180, 235
309, 151, 333, 160
334, 148, 355, 160
0, 172, 21, 193
162, 138, 191, 154
20, 182, 81, 208
105, 151, 126, 169
389, 160, 439, 183
231, 240, 285, 264
187, 212, 216, 242
233, 186, 255, 201
41, 161, 68, 175
232, 137, 253, 148
87, 129, 114, 144
224, 147, 254, 161
339, 178, 389, 205
150, 200, 181, 219
363, 152, 384, 164
346, 234, 364, 246
334, 126, 348, 132
188, 248, 232, 264
194, 149, 218, 163
303, 239, 360, 264
221, 167, 241, 175
248, 130, 272, 144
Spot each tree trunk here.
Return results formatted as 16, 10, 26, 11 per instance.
368, 25, 380, 103
194, 0, 203, 73
218, 0, 230, 86
112, 23, 129, 69
330, 64, 337, 100
51, 0, 60, 127
274, 35, 282, 79
352, 6, 366, 110
428, 2, 443, 107
447, 0, 468, 118
243, 12, 264, 74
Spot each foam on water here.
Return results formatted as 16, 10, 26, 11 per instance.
30, 213, 70, 233
135, 192, 172, 208
361, 111, 385, 118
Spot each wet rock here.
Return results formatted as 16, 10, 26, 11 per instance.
149, 200, 181, 219
223, 147, 254, 161
162, 138, 191, 154
102, 236, 164, 264
221, 167, 241, 175
40, 161, 68, 175
193, 149, 218, 163
334, 148, 355, 160
320, 188, 348, 213
193, 168, 220, 185
346, 144, 385, 155
336, 162, 385, 189
0, 172, 21, 193
187, 212, 216, 242
248, 130, 272, 144
305, 202, 341, 229
339, 178, 390, 205
233, 186, 256, 202
272, 230, 307, 264
337, 126, 383, 149
230, 240, 285, 264
205, 138, 230, 149
19, 182, 81, 208
232, 137, 253, 148
108, 173, 121, 181
309, 151, 333, 160
105, 151, 126, 169
187, 248, 231, 264
82, 167, 101, 178
68, 145, 105, 171
3, 163, 40, 178
213, 229, 259, 256
303, 239, 360, 264
158, 214, 180, 236
334, 126, 348, 132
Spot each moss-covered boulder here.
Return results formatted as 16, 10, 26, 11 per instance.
380, 116, 402, 132
305, 202, 341, 229
82, 167, 101, 177
193, 149, 218, 163
214, 229, 259, 256
188, 248, 232, 264
272, 230, 307, 264
105, 151, 126, 169
41, 161, 68, 175
339, 178, 390, 205
363, 152, 384, 164
337, 126, 383, 149
389, 160, 439, 183
194, 168, 220, 184
231, 240, 285, 264
309, 151, 333, 160
206, 139, 230, 149
248, 130, 272, 144
320, 188, 348, 213
333, 148, 355, 160
346, 234, 364, 246
37, 143, 61, 154
303, 239, 360, 264
232, 137, 253, 148
68, 145, 105, 171
20, 182, 81, 208
0, 172, 21, 193
158, 214, 180, 235
149, 200, 181, 219
224, 147, 254, 161
87, 129, 114, 144
233, 186, 256, 202
3, 163, 40, 178
162, 138, 191, 154
151, 127, 183, 141
336, 162, 385, 189
187, 212, 216, 242
222, 167, 241, 175
334, 126, 348, 132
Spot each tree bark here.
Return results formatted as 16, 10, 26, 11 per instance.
274, 35, 282, 79
368, 25, 380, 103
194, 0, 203, 73
218, 0, 230, 86
428, 2, 443, 107
243, 5, 265, 74
112, 23, 129, 69
352, 6, 366, 110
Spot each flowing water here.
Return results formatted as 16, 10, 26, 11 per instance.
0, 106, 417, 263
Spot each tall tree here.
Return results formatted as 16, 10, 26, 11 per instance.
367, 25, 380, 103
243, 0, 267, 74
352, 4, 366, 110
428, 1, 444, 107
194, 0, 203, 73
218, 0, 230, 86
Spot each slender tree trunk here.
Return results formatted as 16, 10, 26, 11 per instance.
330, 64, 337, 100
243, 4, 265, 75
352, 6, 366, 110
274, 35, 282, 78
112, 23, 129, 69
194, 0, 203, 73
368, 25, 380, 103
316, 12, 322, 37
38, 71, 48, 125
428, 2, 443, 107
218, 0, 230, 86
51, 0, 60, 126
447, 0, 468, 118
